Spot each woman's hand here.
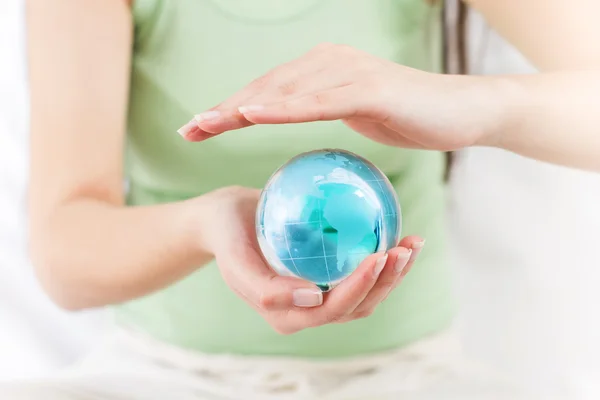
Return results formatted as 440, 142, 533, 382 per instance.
205, 186, 424, 334
178, 43, 507, 151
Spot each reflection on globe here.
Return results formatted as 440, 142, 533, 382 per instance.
256, 149, 402, 291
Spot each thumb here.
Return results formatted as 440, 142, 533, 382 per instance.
257, 276, 324, 311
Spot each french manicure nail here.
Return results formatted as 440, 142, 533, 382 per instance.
238, 105, 264, 114
394, 249, 412, 273
412, 240, 426, 249
293, 289, 323, 307
194, 111, 221, 123
176, 119, 198, 136
373, 253, 388, 278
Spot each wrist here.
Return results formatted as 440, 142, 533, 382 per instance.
178, 192, 221, 260
184, 186, 260, 257
472, 75, 524, 149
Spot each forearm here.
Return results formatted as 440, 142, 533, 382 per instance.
487, 71, 600, 171
31, 195, 215, 310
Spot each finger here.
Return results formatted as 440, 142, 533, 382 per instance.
197, 70, 351, 135
397, 236, 426, 278
191, 108, 253, 136
188, 45, 340, 137
290, 252, 389, 328
222, 247, 323, 312
347, 246, 413, 318
176, 118, 217, 141
377, 237, 426, 303
338, 237, 425, 321
186, 85, 363, 136
238, 85, 371, 125
191, 81, 358, 136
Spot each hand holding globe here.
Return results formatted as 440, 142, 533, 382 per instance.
203, 150, 423, 335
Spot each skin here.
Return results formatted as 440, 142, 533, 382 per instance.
182, 1, 600, 173
26, 0, 421, 335
27, 0, 599, 335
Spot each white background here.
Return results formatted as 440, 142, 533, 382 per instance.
0, 0, 109, 380
1, 1, 600, 398
450, 13, 600, 398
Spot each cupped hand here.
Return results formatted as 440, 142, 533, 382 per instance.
178, 43, 505, 151
206, 186, 425, 334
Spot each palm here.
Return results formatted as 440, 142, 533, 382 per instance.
342, 119, 408, 148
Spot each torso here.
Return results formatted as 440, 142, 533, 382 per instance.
116, 0, 455, 358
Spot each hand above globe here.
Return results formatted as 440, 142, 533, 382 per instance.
178, 43, 600, 173
204, 186, 424, 334
177, 42, 506, 152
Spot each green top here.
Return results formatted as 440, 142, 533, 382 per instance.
116, 0, 455, 358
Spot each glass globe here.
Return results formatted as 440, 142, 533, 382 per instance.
256, 149, 402, 291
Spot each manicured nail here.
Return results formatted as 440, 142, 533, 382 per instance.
238, 105, 264, 114
394, 249, 412, 273
194, 111, 221, 123
412, 240, 426, 249
373, 253, 388, 278
293, 289, 323, 307
176, 119, 198, 136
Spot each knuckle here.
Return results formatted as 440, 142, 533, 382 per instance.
258, 292, 278, 311
278, 80, 298, 96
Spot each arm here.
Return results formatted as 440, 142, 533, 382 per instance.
182, 0, 600, 172
27, 0, 214, 310
468, 0, 600, 170
27, 1, 424, 332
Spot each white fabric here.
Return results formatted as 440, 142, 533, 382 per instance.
2, 327, 540, 400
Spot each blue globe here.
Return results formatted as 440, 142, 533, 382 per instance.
256, 149, 402, 291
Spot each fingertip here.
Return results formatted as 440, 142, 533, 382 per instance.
176, 119, 200, 138
184, 129, 218, 142
347, 252, 388, 284
292, 287, 324, 308
176, 118, 222, 142
398, 235, 425, 249
327, 252, 379, 292
262, 276, 322, 309
199, 110, 255, 134
411, 239, 426, 250
395, 239, 424, 278
387, 246, 412, 259
372, 252, 388, 278
390, 247, 412, 274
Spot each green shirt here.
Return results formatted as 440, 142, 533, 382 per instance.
116, 0, 456, 358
